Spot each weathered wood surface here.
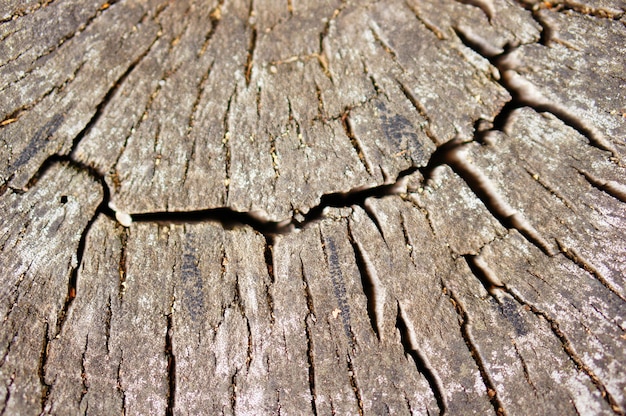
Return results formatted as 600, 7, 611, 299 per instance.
1, 0, 625, 414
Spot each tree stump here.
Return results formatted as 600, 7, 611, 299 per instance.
1, 0, 625, 414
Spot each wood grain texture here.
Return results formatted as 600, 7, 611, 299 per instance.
1, 0, 625, 414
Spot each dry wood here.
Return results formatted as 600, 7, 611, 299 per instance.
1, 0, 625, 415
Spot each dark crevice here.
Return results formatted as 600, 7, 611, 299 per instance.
116, 350, 126, 414
118, 227, 129, 298
105, 295, 112, 355
403, 1, 446, 40
230, 369, 239, 412
341, 112, 372, 176
422, 140, 556, 256
314, 83, 326, 120
395, 303, 446, 415
347, 226, 382, 340
198, 1, 224, 57
79, 336, 89, 405
362, 200, 386, 241
300, 258, 318, 416
512, 342, 536, 392
446, 289, 506, 416
0, 0, 59, 24
263, 235, 276, 324
452, 25, 619, 160
54, 162, 113, 340
222, 87, 236, 201
298, 166, 418, 229
498, 68, 618, 158
304, 314, 317, 416
124, 166, 418, 236
577, 170, 626, 203
244, 0, 257, 87
346, 354, 364, 416
245, 317, 253, 372
1, 60, 84, 126
531, 10, 554, 46
244, 27, 257, 87
165, 311, 176, 416
463, 255, 505, 297
38, 322, 51, 413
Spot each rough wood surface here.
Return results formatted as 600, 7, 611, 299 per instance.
1, 0, 625, 415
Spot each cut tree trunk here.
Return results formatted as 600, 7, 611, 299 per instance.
1, 0, 625, 414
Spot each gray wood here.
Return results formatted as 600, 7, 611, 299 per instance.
0, 163, 102, 414
1, 0, 625, 415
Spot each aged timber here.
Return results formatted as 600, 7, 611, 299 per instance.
1, 0, 625, 414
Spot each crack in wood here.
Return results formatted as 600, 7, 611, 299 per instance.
300, 258, 319, 415
0, 0, 59, 24
341, 111, 373, 177
347, 225, 383, 340
117, 227, 129, 299
464, 252, 625, 414
165, 308, 176, 416
116, 350, 126, 414
346, 353, 364, 416
244, 0, 257, 87
555, 239, 626, 303
395, 302, 447, 415
503, 287, 625, 414
445, 288, 506, 416
230, 368, 239, 413
404, 0, 446, 40
512, 341, 537, 392
424, 140, 556, 256
577, 169, 626, 203
463, 254, 504, 296
54, 165, 108, 338
79, 335, 89, 406
396, 80, 439, 146
198, 0, 224, 57
38, 322, 51, 414
515, 0, 625, 20
222, 87, 237, 202
0, 1, 112, 75
451, 25, 620, 163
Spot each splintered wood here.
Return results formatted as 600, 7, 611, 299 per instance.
1, 0, 625, 414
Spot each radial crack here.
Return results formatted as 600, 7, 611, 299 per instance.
38, 322, 51, 413
451, 26, 619, 161
346, 354, 364, 416
347, 225, 384, 340
425, 140, 556, 256
300, 258, 318, 416
555, 240, 626, 303
395, 303, 446, 414
341, 112, 373, 176
165, 309, 176, 416
577, 170, 626, 203
446, 289, 506, 415
503, 287, 623, 413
